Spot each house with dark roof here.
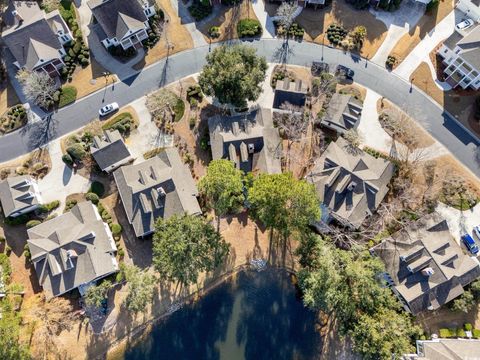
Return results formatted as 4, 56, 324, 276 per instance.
208, 108, 282, 174
113, 148, 201, 237
438, 25, 480, 90
371, 213, 480, 315
88, 0, 155, 50
90, 130, 133, 172
273, 79, 308, 110
306, 137, 394, 229
320, 93, 363, 134
27, 201, 118, 298
0, 175, 42, 218
2, 1, 72, 76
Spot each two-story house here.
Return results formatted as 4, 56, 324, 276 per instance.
88, 0, 156, 50
2, 1, 73, 77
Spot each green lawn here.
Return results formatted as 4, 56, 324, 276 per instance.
58, 86, 78, 107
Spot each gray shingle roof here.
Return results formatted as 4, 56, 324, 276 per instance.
88, 0, 148, 40
208, 108, 282, 174
371, 213, 480, 315
113, 148, 201, 237
2, 4, 68, 70
416, 339, 480, 359
443, 25, 480, 70
0, 175, 40, 217
320, 94, 363, 134
27, 202, 118, 297
306, 137, 394, 229
90, 130, 132, 171
273, 79, 308, 109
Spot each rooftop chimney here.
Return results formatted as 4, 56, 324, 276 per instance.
421, 267, 435, 277
12, 10, 23, 25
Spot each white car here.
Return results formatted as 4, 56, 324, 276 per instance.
473, 225, 480, 239
99, 102, 119, 116
455, 19, 474, 31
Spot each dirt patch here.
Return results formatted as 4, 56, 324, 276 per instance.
409, 62, 445, 105
137, 0, 194, 68
0, 148, 51, 180
68, 57, 117, 100
198, 1, 259, 43
0, 80, 20, 117
266, 0, 388, 59
337, 83, 366, 102
389, 0, 454, 65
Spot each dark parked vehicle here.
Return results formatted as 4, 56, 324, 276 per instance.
335, 65, 355, 80
462, 234, 479, 255
311, 61, 329, 76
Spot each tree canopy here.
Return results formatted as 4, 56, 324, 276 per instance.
248, 172, 320, 239
0, 312, 29, 360
198, 159, 245, 217
152, 214, 230, 287
198, 44, 267, 108
119, 264, 155, 313
84, 280, 112, 308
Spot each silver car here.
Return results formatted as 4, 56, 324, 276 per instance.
99, 102, 119, 117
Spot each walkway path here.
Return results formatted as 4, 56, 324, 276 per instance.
1, 39, 480, 178
251, 0, 275, 39
393, 9, 458, 79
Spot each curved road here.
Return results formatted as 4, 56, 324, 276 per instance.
2, 39, 480, 176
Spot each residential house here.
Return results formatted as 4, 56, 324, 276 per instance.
2, 1, 73, 77
0, 175, 42, 218
371, 213, 480, 315
113, 148, 201, 238
402, 338, 480, 359
90, 130, 133, 173
27, 201, 118, 298
208, 108, 282, 174
88, 0, 155, 50
320, 93, 363, 134
273, 79, 308, 110
437, 25, 480, 90
306, 137, 394, 229
457, 0, 480, 22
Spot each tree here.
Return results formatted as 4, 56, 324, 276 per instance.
351, 308, 420, 360
351, 26, 367, 49
198, 159, 245, 217
198, 44, 267, 108
16, 70, 57, 108
451, 290, 475, 313
41, 0, 60, 12
471, 279, 480, 300
248, 173, 320, 240
119, 264, 155, 313
275, 2, 298, 30
0, 312, 29, 360
343, 128, 363, 151
146, 89, 179, 124
23, 296, 75, 358
153, 214, 230, 288
84, 280, 112, 308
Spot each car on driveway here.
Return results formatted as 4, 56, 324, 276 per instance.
455, 19, 474, 31
335, 65, 354, 80
462, 233, 479, 255
99, 102, 119, 117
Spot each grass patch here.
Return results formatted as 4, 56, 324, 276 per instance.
174, 98, 185, 122
102, 112, 137, 135
58, 86, 77, 107
0, 104, 27, 135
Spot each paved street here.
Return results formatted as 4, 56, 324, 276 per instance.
1, 38, 479, 177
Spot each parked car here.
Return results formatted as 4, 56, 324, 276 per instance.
99, 102, 119, 117
311, 61, 329, 76
455, 19, 474, 31
335, 65, 354, 80
462, 233, 479, 255
473, 225, 480, 240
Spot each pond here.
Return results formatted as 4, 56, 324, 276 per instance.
123, 269, 323, 360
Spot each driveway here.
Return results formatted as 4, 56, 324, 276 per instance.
170, 0, 208, 47
393, 9, 460, 79
127, 97, 173, 162
370, 0, 425, 65
2, 39, 480, 179
75, 0, 93, 45
251, 0, 276, 39
436, 202, 480, 249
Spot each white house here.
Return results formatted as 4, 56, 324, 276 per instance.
457, 0, 480, 22
88, 0, 156, 50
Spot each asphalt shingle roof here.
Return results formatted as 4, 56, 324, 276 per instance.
90, 130, 132, 171
0, 175, 40, 217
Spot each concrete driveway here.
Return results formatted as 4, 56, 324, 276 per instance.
393, 9, 461, 80
436, 202, 480, 250
370, 0, 425, 65
170, 0, 208, 47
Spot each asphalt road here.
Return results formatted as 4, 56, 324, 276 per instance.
2, 39, 479, 176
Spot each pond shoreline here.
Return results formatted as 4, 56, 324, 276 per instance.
104, 264, 297, 360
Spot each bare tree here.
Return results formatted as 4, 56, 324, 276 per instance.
146, 89, 178, 126
23, 296, 76, 358
342, 129, 363, 153
16, 70, 56, 108
41, 0, 60, 12
275, 2, 298, 30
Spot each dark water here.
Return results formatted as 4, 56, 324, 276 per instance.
124, 269, 323, 360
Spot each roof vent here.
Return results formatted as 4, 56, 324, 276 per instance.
248, 143, 255, 154
421, 267, 435, 277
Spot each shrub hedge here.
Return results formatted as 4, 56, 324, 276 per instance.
26, 220, 42, 229
90, 181, 105, 197
237, 19, 262, 38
